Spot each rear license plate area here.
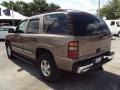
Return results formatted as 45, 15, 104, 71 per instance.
94, 57, 102, 64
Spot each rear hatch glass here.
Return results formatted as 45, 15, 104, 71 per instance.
68, 12, 110, 36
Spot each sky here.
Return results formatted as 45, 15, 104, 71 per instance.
0, 0, 109, 14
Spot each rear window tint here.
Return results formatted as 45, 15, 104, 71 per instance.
68, 12, 110, 36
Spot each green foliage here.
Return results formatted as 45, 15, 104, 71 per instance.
0, 0, 60, 16
100, 0, 120, 19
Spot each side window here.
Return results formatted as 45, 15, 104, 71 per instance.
16, 20, 27, 33
43, 14, 68, 34
27, 19, 39, 33
116, 21, 120, 27
110, 21, 115, 26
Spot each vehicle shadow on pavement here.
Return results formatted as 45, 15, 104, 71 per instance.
10, 58, 120, 90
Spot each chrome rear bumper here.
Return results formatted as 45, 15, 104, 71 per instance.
73, 51, 115, 73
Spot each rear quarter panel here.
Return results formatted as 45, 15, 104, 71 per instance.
36, 34, 74, 58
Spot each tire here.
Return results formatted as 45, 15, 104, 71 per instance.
38, 53, 61, 82
6, 43, 14, 59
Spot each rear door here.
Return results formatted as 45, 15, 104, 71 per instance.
68, 12, 111, 59
21, 19, 40, 59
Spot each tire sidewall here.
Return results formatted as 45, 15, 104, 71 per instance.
6, 44, 13, 58
38, 53, 60, 82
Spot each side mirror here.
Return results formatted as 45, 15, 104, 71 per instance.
8, 28, 14, 33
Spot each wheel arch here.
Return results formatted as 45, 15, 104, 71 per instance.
36, 48, 55, 60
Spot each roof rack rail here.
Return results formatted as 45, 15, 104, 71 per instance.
54, 9, 75, 12
34, 9, 78, 15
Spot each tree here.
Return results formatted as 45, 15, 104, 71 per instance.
100, 0, 120, 19
0, 0, 60, 16
48, 3, 60, 11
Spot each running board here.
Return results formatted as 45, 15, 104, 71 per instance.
14, 54, 35, 66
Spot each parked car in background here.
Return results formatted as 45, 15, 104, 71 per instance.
5, 10, 114, 82
105, 20, 120, 37
0, 26, 16, 40
0, 23, 10, 26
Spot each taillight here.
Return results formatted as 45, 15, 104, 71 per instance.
68, 41, 79, 59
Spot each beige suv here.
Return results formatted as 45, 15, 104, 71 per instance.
5, 11, 114, 82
